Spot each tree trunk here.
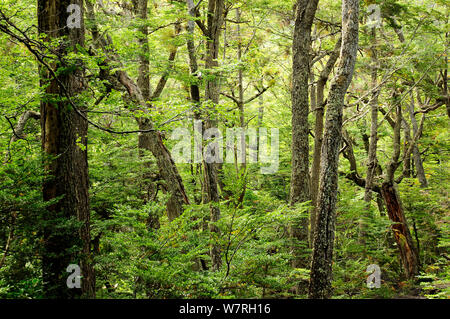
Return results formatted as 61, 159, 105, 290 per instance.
309, 0, 359, 299
290, 0, 319, 270
85, 1, 189, 221
409, 94, 428, 187
38, 0, 95, 298
204, 0, 225, 271
236, 8, 247, 207
310, 36, 341, 244
383, 97, 420, 279
381, 182, 419, 279
133, 0, 158, 220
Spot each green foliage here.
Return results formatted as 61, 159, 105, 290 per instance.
0, 0, 448, 300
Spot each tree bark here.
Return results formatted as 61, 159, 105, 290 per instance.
384, 101, 420, 279
204, 0, 225, 271
38, 0, 95, 298
10, 110, 40, 143
402, 116, 412, 178
408, 94, 428, 187
310, 36, 341, 244
309, 0, 359, 299
85, 1, 189, 221
236, 7, 247, 207
289, 0, 319, 270
381, 182, 419, 279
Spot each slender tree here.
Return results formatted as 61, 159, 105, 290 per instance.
290, 0, 319, 269
310, 36, 341, 243
309, 0, 359, 299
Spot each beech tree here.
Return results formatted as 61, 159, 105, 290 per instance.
309, 0, 359, 299
37, 0, 95, 298
289, 0, 319, 270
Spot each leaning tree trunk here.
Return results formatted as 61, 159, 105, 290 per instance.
38, 0, 95, 298
289, 0, 319, 271
309, 0, 359, 299
381, 182, 419, 278
383, 100, 420, 279
85, 0, 189, 221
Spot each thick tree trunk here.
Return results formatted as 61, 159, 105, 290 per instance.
38, 0, 95, 298
381, 182, 419, 278
309, 0, 359, 299
289, 0, 319, 270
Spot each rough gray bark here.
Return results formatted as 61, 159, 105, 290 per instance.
38, 0, 95, 298
309, 0, 359, 299
310, 36, 341, 244
289, 0, 319, 271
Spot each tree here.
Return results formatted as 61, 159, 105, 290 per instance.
85, 0, 190, 222
310, 36, 341, 245
37, 0, 95, 298
309, 0, 359, 299
381, 102, 420, 279
289, 0, 319, 270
